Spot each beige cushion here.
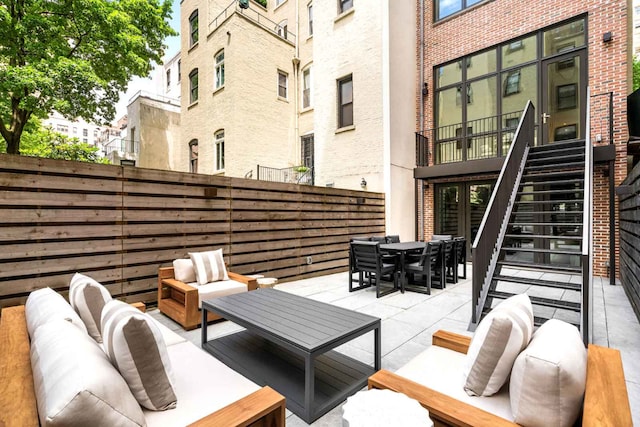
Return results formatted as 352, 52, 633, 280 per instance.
102, 300, 177, 411
173, 258, 196, 283
197, 280, 248, 308
30, 319, 145, 427
510, 319, 587, 427
25, 287, 87, 338
189, 249, 229, 285
396, 344, 514, 421
463, 294, 534, 396
143, 341, 262, 426
69, 273, 113, 342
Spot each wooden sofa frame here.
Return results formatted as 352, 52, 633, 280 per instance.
368, 330, 632, 427
0, 305, 285, 427
158, 266, 258, 330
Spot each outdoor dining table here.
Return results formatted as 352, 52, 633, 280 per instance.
379, 241, 426, 292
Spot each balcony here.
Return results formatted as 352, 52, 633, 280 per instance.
256, 165, 314, 185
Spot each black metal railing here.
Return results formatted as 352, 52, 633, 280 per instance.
415, 133, 428, 167
471, 102, 535, 327
256, 165, 314, 185
581, 89, 593, 345
416, 110, 525, 166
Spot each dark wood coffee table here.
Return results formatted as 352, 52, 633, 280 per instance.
201, 288, 381, 424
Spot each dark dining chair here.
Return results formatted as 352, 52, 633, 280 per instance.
441, 239, 457, 285
349, 237, 373, 291
454, 236, 467, 280
385, 235, 400, 243
403, 242, 442, 295
350, 241, 398, 298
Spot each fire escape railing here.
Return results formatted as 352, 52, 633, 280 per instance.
470, 101, 535, 328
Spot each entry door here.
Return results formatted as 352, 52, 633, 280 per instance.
540, 51, 587, 144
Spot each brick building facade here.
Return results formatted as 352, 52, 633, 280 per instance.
416, 0, 631, 277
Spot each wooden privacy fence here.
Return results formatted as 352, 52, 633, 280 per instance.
0, 154, 384, 308
619, 160, 640, 323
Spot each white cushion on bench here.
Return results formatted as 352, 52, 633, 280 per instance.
143, 341, 261, 426
395, 345, 514, 421
196, 280, 248, 308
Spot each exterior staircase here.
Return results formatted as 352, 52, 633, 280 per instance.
481, 140, 586, 328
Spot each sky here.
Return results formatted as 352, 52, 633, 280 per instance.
113, 0, 182, 120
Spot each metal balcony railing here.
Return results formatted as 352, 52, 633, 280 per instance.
256, 165, 314, 185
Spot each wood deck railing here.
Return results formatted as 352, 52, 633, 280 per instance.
0, 154, 384, 308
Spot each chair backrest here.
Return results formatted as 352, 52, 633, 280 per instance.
386, 235, 400, 244
419, 241, 442, 268
370, 236, 387, 244
431, 234, 452, 241
454, 237, 466, 261
441, 240, 455, 265
351, 241, 382, 273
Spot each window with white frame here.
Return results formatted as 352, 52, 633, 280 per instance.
338, 74, 353, 128
215, 130, 225, 170
308, 4, 313, 36
339, 0, 352, 14
215, 50, 225, 89
189, 139, 198, 173
278, 70, 288, 99
302, 67, 312, 109
166, 69, 171, 88
177, 60, 181, 81
275, 0, 285, 6
277, 20, 288, 39
189, 10, 199, 47
189, 69, 198, 103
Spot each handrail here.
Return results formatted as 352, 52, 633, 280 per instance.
470, 102, 535, 327
581, 88, 593, 345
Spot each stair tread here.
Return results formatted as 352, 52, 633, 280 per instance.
529, 141, 585, 152
517, 189, 584, 195
512, 211, 583, 215
488, 290, 581, 311
515, 199, 584, 204
497, 260, 582, 273
504, 233, 583, 240
519, 179, 584, 187
523, 170, 584, 179
493, 274, 581, 290
501, 247, 582, 255
510, 222, 582, 226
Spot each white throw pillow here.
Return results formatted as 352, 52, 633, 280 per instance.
25, 287, 87, 338
30, 319, 145, 427
173, 258, 197, 283
189, 249, 229, 285
102, 300, 177, 411
510, 319, 587, 427
462, 294, 534, 396
69, 273, 113, 343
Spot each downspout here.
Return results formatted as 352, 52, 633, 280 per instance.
294, 0, 300, 164
609, 92, 615, 285
416, 0, 425, 240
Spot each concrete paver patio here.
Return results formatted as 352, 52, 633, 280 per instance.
149, 267, 640, 426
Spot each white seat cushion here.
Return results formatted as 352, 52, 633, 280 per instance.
510, 319, 587, 427
396, 345, 514, 421
143, 341, 261, 426
197, 280, 248, 308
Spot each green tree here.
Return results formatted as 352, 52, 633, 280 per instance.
19, 125, 110, 164
634, 55, 640, 92
0, 0, 176, 154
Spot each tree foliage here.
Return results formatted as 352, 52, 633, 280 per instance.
634, 55, 640, 92
20, 126, 110, 164
0, 0, 176, 154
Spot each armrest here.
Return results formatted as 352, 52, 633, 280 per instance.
582, 344, 632, 426
130, 302, 146, 312
188, 386, 285, 427
368, 370, 516, 427
432, 330, 471, 354
159, 266, 175, 280
161, 278, 198, 294
228, 271, 258, 291
0, 306, 39, 427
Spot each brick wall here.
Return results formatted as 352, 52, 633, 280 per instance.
417, 0, 630, 277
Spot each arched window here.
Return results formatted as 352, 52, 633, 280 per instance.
215, 130, 225, 171
189, 10, 199, 46
215, 50, 225, 89
276, 19, 288, 39
189, 139, 198, 173
189, 69, 198, 103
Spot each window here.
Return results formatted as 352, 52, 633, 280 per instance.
301, 134, 314, 168
83, 128, 88, 137
215, 50, 225, 89
56, 124, 69, 133
215, 131, 225, 170
435, 0, 483, 21
503, 70, 521, 96
278, 70, 288, 99
73, 127, 77, 134
455, 84, 472, 105
302, 67, 311, 108
339, 0, 353, 13
177, 60, 181, 81
166, 69, 171, 88
275, 0, 285, 6
83, 138, 88, 143
308, 4, 313, 35
277, 20, 288, 39
338, 74, 353, 128
130, 127, 136, 152
189, 10, 199, 47
189, 139, 198, 173
189, 69, 198, 103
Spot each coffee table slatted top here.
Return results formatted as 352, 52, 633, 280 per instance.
203, 288, 380, 353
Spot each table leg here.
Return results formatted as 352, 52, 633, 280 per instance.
400, 251, 406, 293
201, 308, 207, 346
374, 324, 381, 371
304, 354, 315, 422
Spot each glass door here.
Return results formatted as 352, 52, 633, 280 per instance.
540, 51, 586, 144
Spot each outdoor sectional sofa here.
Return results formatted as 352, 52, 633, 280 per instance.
368, 328, 632, 426
0, 291, 285, 427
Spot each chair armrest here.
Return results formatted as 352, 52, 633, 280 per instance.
432, 330, 471, 354
228, 271, 258, 291
582, 344, 632, 426
159, 266, 175, 280
130, 302, 146, 312
368, 370, 516, 427
162, 278, 198, 294
188, 386, 285, 427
